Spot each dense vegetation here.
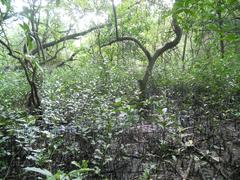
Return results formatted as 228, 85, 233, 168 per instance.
0, 0, 239, 179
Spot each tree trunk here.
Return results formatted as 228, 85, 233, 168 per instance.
217, 0, 225, 58
102, 0, 182, 118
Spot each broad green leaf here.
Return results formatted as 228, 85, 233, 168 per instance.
24, 167, 53, 177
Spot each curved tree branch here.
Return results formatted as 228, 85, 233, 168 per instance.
152, 17, 182, 61
101, 1, 182, 102
102, 36, 152, 61
31, 23, 110, 55
111, 0, 119, 39
56, 49, 81, 68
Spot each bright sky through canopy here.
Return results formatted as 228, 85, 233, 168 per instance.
13, 0, 174, 12
11, 0, 174, 30
114, 0, 122, 5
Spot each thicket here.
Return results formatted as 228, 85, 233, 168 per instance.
0, 0, 239, 179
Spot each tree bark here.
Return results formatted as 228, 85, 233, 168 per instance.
111, 0, 119, 39
217, 0, 225, 58
102, 1, 182, 117
0, 19, 108, 114
182, 33, 188, 70
30, 24, 109, 55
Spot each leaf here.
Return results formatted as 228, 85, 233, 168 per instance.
0, 0, 11, 10
225, 34, 239, 42
27, 35, 34, 50
81, 160, 89, 169
51, 170, 67, 180
184, 140, 194, 147
71, 161, 81, 168
24, 167, 53, 177
56, 0, 60, 6
33, 61, 44, 73
69, 168, 94, 175
162, 108, 168, 114
207, 24, 219, 31
20, 22, 30, 33
113, 98, 122, 106
211, 156, 221, 162
172, 155, 177, 162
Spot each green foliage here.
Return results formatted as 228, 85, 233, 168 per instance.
20, 22, 34, 50
0, 0, 11, 11
24, 167, 53, 177
24, 160, 96, 179
0, 0, 240, 179
0, 70, 29, 108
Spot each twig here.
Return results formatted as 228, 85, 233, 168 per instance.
182, 156, 193, 180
